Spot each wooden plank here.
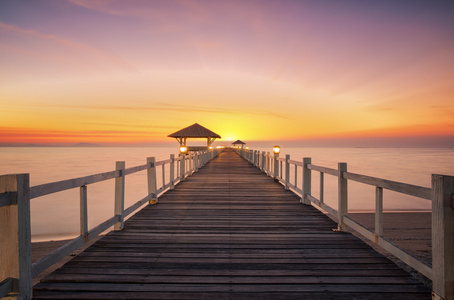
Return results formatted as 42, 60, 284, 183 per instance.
32, 291, 430, 300
50, 268, 410, 277
41, 273, 419, 284
34, 282, 430, 293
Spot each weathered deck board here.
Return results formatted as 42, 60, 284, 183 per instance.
33, 148, 430, 299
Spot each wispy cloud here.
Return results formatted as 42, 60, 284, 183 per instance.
37, 102, 292, 120
0, 126, 164, 141
68, 0, 209, 32
71, 121, 180, 130
0, 22, 137, 74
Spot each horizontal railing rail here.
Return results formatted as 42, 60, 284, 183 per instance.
0, 148, 222, 299
343, 171, 432, 200
236, 147, 453, 300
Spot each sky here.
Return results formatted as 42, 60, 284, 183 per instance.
1, 0, 453, 147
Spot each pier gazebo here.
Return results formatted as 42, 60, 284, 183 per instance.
168, 123, 221, 152
232, 140, 246, 149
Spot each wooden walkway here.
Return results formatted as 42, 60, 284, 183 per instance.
33, 149, 430, 299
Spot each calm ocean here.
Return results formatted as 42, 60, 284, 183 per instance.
1, 146, 453, 242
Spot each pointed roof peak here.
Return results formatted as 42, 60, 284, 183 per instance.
168, 123, 221, 138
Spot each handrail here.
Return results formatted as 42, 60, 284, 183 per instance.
30, 170, 120, 199
236, 147, 453, 300
308, 164, 337, 176
0, 148, 223, 299
344, 171, 432, 200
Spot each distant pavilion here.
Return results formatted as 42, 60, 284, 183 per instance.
168, 123, 221, 151
232, 140, 246, 149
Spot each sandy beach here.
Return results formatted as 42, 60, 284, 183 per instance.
31, 212, 432, 286
347, 212, 432, 286
31, 237, 102, 286
348, 212, 431, 264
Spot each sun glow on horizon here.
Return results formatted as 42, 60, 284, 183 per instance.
1, 1, 453, 147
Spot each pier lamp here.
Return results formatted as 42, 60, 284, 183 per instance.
273, 145, 280, 181
179, 145, 188, 155
209, 146, 213, 150
245, 146, 249, 150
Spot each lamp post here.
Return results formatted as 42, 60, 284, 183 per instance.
273, 145, 280, 181
179, 145, 187, 181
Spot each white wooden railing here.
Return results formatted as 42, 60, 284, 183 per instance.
237, 148, 454, 300
0, 148, 222, 300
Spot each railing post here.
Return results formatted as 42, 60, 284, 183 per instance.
285, 155, 290, 190
194, 152, 199, 172
80, 185, 88, 236
0, 174, 32, 300
294, 163, 298, 188
280, 160, 283, 179
267, 152, 270, 175
188, 153, 192, 175
162, 163, 166, 187
180, 154, 186, 181
147, 157, 158, 204
193, 152, 196, 172
170, 154, 175, 189
114, 161, 125, 231
273, 152, 279, 181
432, 174, 454, 300
302, 158, 311, 205
320, 172, 324, 203
374, 187, 383, 240
337, 162, 348, 231
261, 151, 266, 171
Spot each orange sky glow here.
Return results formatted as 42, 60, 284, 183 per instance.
1, 1, 453, 147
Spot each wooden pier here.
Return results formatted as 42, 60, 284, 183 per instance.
31, 149, 431, 299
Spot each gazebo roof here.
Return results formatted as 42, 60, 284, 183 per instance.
168, 123, 221, 138
232, 140, 246, 145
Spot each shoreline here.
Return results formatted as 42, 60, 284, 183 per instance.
31, 236, 102, 286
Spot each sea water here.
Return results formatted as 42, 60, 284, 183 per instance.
0, 146, 453, 241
